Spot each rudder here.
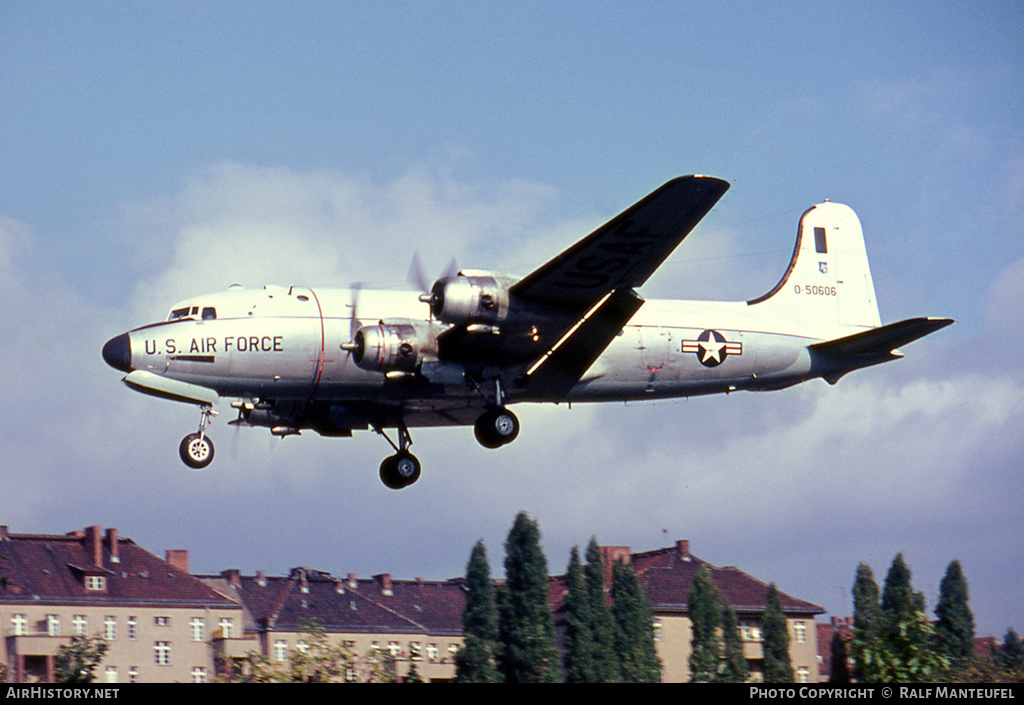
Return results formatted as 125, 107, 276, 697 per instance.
747, 202, 881, 337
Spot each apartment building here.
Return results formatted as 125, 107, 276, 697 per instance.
3, 526, 825, 683
203, 566, 466, 682
0, 526, 244, 683
549, 540, 825, 683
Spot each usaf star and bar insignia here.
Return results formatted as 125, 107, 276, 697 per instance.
681, 329, 743, 368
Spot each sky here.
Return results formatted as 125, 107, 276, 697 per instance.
1, 2, 1022, 640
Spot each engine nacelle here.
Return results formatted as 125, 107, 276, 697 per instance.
352, 322, 425, 373
427, 272, 510, 326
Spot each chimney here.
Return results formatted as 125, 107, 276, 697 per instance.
676, 539, 691, 561
106, 528, 120, 564
221, 569, 241, 588
256, 570, 266, 587
85, 525, 103, 567
599, 546, 631, 588
0, 525, 8, 540
374, 573, 393, 596
165, 549, 189, 573
348, 573, 357, 589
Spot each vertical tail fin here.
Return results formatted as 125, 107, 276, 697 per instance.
747, 202, 881, 336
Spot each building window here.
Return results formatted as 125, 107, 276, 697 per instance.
128, 667, 139, 683
47, 615, 60, 637
127, 616, 137, 640
192, 667, 207, 683
85, 575, 106, 591
797, 666, 810, 683
104, 616, 117, 640
190, 617, 205, 642
653, 619, 663, 641
274, 640, 288, 662
387, 641, 400, 657
154, 641, 172, 666
72, 615, 87, 636
104, 666, 118, 683
426, 643, 439, 662
218, 617, 234, 639
11, 614, 27, 636
795, 621, 807, 644
154, 616, 170, 627
409, 642, 422, 661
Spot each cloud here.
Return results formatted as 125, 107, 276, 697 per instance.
1, 161, 1019, 637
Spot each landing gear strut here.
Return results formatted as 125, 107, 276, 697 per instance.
180, 406, 217, 470
375, 420, 421, 489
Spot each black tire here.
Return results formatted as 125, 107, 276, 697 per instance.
179, 432, 215, 469
380, 451, 421, 489
474, 408, 520, 449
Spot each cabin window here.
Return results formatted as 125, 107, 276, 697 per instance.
814, 227, 828, 254
201, 307, 217, 320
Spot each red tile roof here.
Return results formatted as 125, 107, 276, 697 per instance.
0, 525, 238, 608
209, 568, 465, 636
550, 540, 824, 617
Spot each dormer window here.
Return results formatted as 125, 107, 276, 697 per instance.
86, 575, 107, 591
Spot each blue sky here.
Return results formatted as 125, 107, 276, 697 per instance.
2, 2, 1022, 640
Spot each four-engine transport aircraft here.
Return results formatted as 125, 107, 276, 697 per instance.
102, 175, 952, 488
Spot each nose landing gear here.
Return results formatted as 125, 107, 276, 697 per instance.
180, 406, 218, 470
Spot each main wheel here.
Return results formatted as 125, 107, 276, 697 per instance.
474, 408, 520, 449
179, 432, 215, 470
379, 451, 421, 489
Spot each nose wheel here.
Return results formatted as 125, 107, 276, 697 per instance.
179, 406, 217, 470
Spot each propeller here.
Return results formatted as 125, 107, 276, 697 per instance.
409, 251, 458, 314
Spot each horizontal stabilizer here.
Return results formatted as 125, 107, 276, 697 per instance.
810, 317, 953, 383
123, 370, 220, 406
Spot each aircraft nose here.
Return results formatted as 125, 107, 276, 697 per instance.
102, 333, 132, 372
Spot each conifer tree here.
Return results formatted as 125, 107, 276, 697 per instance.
455, 540, 501, 682
934, 560, 974, 660
851, 562, 881, 681
855, 554, 948, 682
611, 558, 661, 682
497, 512, 562, 682
687, 565, 721, 682
584, 537, 620, 682
996, 628, 1024, 672
762, 584, 794, 683
562, 546, 597, 682
719, 603, 749, 683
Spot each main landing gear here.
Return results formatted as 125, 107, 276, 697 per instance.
179, 406, 217, 470
375, 420, 421, 490
472, 376, 519, 449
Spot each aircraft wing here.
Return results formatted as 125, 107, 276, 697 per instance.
509, 175, 730, 310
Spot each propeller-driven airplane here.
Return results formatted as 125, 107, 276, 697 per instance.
102, 175, 952, 488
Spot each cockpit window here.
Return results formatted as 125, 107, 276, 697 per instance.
202, 307, 217, 320
168, 305, 205, 321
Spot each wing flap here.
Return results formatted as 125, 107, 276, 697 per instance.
510, 175, 729, 309
516, 288, 645, 400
